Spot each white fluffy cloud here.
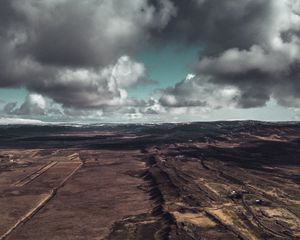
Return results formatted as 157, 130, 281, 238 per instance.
159, 74, 241, 109
2, 0, 300, 121
4, 94, 46, 115
194, 0, 300, 108
36, 56, 146, 108
0, 0, 175, 111
103, 56, 146, 89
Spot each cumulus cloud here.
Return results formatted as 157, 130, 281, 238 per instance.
151, 0, 300, 109
196, 42, 300, 108
18, 94, 47, 115
29, 56, 146, 109
4, 94, 47, 115
0, 0, 175, 110
9, 0, 175, 68
1, 0, 300, 120
158, 74, 241, 109
152, 0, 275, 54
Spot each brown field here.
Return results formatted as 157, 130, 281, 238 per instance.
0, 121, 300, 239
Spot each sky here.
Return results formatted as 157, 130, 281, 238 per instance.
0, 0, 300, 123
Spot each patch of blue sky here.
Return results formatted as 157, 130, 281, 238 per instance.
129, 43, 200, 99
0, 88, 27, 104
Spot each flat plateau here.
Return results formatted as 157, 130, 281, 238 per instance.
0, 121, 299, 239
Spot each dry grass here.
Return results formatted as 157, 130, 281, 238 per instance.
172, 211, 216, 228
207, 207, 259, 240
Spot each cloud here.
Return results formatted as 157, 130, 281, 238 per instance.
158, 74, 241, 109
0, 117, 46, 125
29, 56, 146, 109
152, 0, 275, 54
4, 94, 46, 115
1, 0, 300, 120
152, 0, 300, 109
11, 0, 175, 68
3, 102, 18, 115
196, 39, 300, 108
17, 94, 47, 115
0, 0, 175, 109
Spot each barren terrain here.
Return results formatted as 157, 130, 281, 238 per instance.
0, 121, 300, 239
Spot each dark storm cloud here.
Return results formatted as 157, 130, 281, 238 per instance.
0, 0, 24, 34
11, 0, 175, 68
0, 0, 176, 109
156, 0, 300, 109
151, 0, 274, 56
1, 0, 300, 115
